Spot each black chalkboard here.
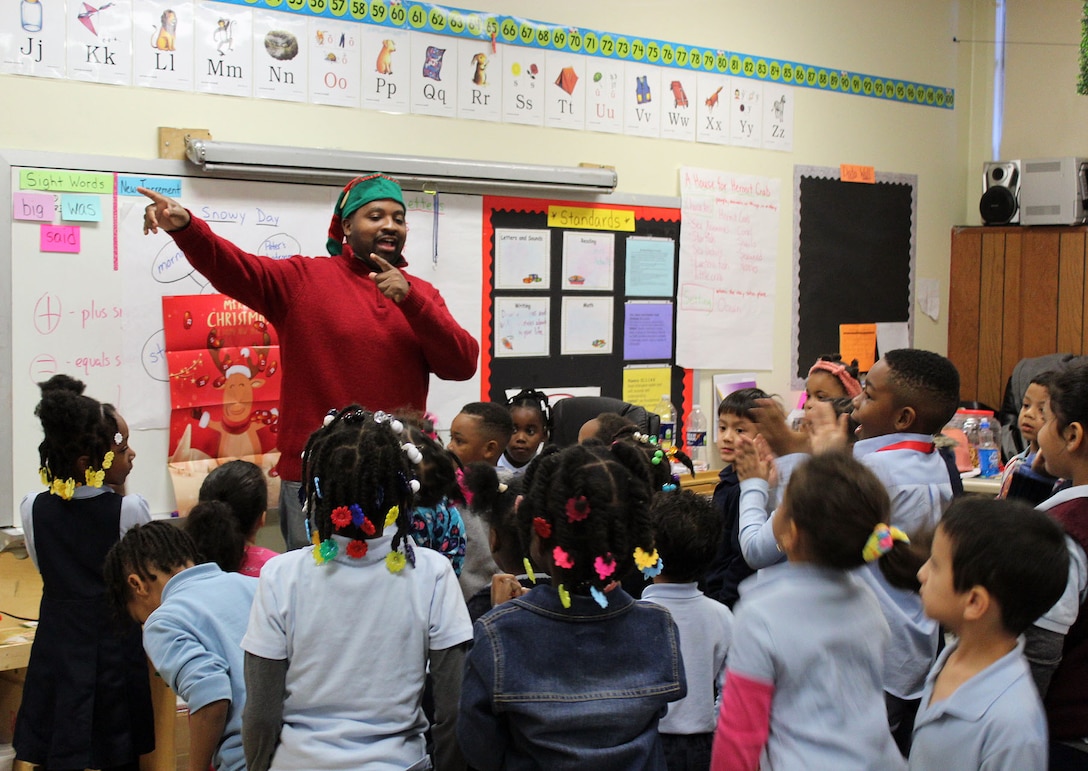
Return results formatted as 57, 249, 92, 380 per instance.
794, 170, 915, 384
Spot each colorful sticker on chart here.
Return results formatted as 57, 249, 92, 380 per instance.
40, 224, 81, 253
13, 192, 55, 221
60, 194, 102, 222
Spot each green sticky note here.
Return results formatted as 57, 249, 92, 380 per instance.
20, 169, 113, 194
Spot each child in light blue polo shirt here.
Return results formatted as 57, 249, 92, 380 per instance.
911, 497, 1069, 769
644, 489, 733, 771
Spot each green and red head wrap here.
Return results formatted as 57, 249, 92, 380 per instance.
326, 173, 406, 256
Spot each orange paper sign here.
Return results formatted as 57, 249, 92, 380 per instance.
839, 323, 878, 372
840, 164, 876, 184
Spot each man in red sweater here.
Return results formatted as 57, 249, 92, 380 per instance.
140, 175, 479, 549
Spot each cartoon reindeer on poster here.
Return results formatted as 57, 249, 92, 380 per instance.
196, 325, 279, 460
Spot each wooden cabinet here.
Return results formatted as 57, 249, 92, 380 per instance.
948, 225, 1088, 410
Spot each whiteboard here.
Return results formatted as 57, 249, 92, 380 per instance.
2, 151, 483, 523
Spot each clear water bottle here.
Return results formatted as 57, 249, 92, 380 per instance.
654, 393, 677, 448
963, 417, 980, 470
978, 418, 1000, 477
685, 404, 708, 470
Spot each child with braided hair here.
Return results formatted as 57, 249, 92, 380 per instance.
241, 405, 472, 771
103, 520, 257, 771
458, 442, 687, 770
498, 387, 552, 477
403, 422, 468, 576
13, 374, 153, 771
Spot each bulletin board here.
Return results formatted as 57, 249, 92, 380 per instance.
481, 195, 688, 423
0, 150, 484, 523
791, 166, 916, 388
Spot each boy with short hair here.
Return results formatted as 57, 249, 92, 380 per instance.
643, 490, 733, 771
911, 497, 1069, 770
447, 401, 514, 601
703, 388, 771, 607
745, 348, 961, 753
447, 401, 514, 467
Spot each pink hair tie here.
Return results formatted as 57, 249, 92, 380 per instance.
807, 359, 862, 398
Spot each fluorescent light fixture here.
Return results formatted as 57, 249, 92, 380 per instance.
185, 139, 617, 195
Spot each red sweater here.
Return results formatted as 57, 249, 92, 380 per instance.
172, 215, 479, 481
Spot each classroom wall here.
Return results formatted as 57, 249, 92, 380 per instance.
0, 1, 978, 430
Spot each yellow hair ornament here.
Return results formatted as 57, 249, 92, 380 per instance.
39, 467, 49, 486
50, 477, 76, 500
557, 583, 571, 609
312, 529, 324, 565
85, 468, 105, 488
386, 550, 407, 573
523, 557, 536, 584
101, 451, 114, 470
385, 505, 400, 529
633, 546, 660, 571
862, 523, 910, 563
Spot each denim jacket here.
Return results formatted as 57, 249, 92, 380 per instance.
458, 584, 686, 770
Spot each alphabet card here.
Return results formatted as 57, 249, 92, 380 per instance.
624, 63, 660, 138
361, 26, 409, 113
695, 74, 730, 144
502, 44, 545, 126
133, 0, 194, 92
0, 0, 67, 78
195, 4, 252, 97
308, 19, 361, 108
457, 37, 501, 122
660, 72, 696, 142
253, 10, 307, 102
545, 52, 585, 130
730, 82, 763, 148
66, 0, 132, 85
584, 58, 624, 134
410, 32, 457, 117
762, 83, 794, 152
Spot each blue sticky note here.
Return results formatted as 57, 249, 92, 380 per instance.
117, 175, 183, 198
625, 237, 676, 297
60, 194, 102, 222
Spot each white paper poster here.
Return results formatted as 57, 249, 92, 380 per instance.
0, 0, 69, 78
360, 27, 409, 113
66, 0, 132, 85
660, 72, 696, 142
494, 228, 550, 290
502, 43, 545, 126
624, 63, 660, 138
253, 10, 307, 102
561, 296, 613, 355
762, 83, 794, 152
457, 38, 501, 122
696, 74, 730, 144
495, 297, 550, 358
562, 231, 614, 291
308, 19, 362, 109
730, 81, 763, 148
410, 32, 457, 117
545, 51, 585, 130
194, 5, 253, 97
584, 57, 624, 134
677, 167, 780, 369
133, 1, 195, 92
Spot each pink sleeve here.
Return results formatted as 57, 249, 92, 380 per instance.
711, 669, 774, 771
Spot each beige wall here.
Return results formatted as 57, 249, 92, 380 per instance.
0, 0, 980, 406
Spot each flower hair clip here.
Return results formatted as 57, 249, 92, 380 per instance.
862, 523, 910, 563
552, 545, 574, 570
594, 554, 616, 581
565, 495, 590, 523
532, 517, 552, 539
101, 451, 114, 470
113, 432, 123, 445
634, 546, 664, 579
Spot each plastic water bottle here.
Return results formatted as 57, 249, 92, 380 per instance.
978, 418, 1000, 478
654, 393, 677, 448
963, 417, 980, 470
685, 404, 708, 470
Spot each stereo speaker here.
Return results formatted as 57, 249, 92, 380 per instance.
980, 160, 1020, 225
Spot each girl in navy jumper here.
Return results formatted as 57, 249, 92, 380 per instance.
13, 374, 153, 771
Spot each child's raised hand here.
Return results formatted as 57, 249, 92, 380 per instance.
734, 434, 773, 483
491, 573, 527, 607
807, 400, 850, 454
138, 187, 191, 234
751, 398, 811, 456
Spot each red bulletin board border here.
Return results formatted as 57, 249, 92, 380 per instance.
480, 195, 689, 415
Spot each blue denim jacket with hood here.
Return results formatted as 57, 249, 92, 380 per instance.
458, 583, 686, 770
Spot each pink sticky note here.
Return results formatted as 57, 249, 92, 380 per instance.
40, 224, 80, 253
14, 192, 54, 221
